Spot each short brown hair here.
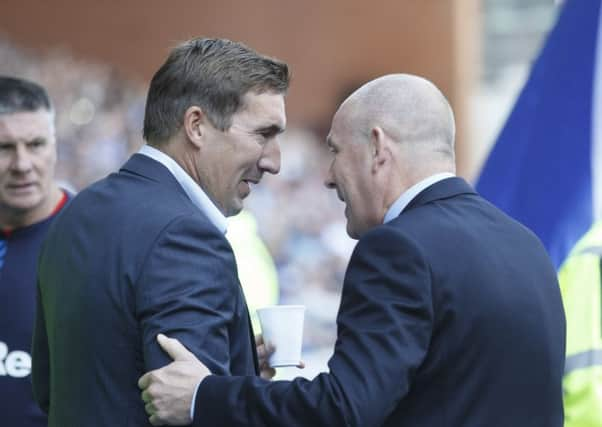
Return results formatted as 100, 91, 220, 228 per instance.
143, 37, 290, 145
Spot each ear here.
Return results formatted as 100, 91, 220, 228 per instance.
183, 106, 208, 149
369, 126, 391, 174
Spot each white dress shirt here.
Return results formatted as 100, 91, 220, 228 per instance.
383, 173, 455, 223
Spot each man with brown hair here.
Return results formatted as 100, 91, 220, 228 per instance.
32, 37, 289, 426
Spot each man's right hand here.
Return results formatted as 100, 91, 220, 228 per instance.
138, 334, 210, 426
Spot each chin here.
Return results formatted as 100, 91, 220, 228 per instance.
346, 223, 360, 240
5, 195, 44, 212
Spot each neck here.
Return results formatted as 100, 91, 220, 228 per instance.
156, 140, 203, 184
150, 141, 225, 214
0, 184, 63, 230
383, 166, 454, 214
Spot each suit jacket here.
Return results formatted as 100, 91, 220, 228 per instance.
195, 177, 565, 427
32, 154, 258, 427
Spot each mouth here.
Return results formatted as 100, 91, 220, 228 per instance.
242, 178, 260, 186
242, 176, 262, 190
239, 178, 260, 198
7, 182, 37, 192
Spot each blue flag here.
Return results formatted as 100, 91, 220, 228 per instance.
476, 0, 602, 270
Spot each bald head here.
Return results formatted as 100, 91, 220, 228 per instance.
324, 74, 457, 238
340, 74, 456, 163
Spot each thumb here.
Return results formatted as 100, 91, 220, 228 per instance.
157, 333, 195, 362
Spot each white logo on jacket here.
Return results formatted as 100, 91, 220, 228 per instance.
0, 341, 31, 378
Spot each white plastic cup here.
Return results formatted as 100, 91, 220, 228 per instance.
257, 305, 305, 367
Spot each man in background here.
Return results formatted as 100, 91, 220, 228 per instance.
0, 76, 69, 426
139, 73, 565, 427
556, 221, 602, 426
32, 37, 289, 426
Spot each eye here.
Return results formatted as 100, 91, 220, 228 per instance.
0, 143, 17, 155
27, 140, 46, 150
255, 125, 283, 143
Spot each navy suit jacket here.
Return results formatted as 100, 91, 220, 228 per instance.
195, 177, 565, 427
32, 154, 258, 426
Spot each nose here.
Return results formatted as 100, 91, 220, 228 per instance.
258, 138, 281, 175
324, 162, 336, 189
11, 143, 33, 173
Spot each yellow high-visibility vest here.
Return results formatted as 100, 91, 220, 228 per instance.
226, 210, 279, 333
558, 221, 602, 427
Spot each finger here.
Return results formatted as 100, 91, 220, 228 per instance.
265, 342, 275, 354
257, 344, 267, 360
297, 360, 305, 369
255, 334, 264, 346
138, 372, 152, 389
145, 401, 156, 416
149, 414, 162, 426
260, 367, 276, 380
141, 389, 151, 404
157, 333, 195, 362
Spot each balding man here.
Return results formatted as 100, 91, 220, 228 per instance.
0, 76, 69, 427
138, 74, 566, 427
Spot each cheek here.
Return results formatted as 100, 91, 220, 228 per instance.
34, 149, 57, 174
223, 159, 246, 190
235, 153, 261, 177
0, 161, 10, 179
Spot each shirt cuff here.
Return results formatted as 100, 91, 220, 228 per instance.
190, 380, 202, 421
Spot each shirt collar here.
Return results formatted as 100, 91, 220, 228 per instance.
138, 144, 227, 234
383, 172, 455, 223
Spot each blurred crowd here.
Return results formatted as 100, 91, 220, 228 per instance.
0, 38, 356, 369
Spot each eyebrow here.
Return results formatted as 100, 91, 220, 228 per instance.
0, 137, 48, 146
28, 137, 48, 144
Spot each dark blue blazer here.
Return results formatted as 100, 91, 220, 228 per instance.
32, 154, 258, 426
195, 177, 565, 427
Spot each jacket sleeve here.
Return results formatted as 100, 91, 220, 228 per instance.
194, 225, 434, 427
135, 214, 241, 374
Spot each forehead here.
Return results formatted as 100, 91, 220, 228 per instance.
327, 102, 355, 143
0, 111, 55, 142
235, 91, 286, 129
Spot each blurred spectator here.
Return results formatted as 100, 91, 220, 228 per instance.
557, 222, 602, 426
226, 210, 279, 332
0, 38, 146, 189
0, 76, 70, 427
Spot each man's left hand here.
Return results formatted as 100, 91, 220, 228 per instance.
138, 334, 211, 426
256, 334, 276, 379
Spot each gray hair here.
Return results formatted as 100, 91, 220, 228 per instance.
0, 76, 53, 115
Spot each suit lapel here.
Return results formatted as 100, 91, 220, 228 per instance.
403, 177, 477, 214
248, 312, 260, 375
